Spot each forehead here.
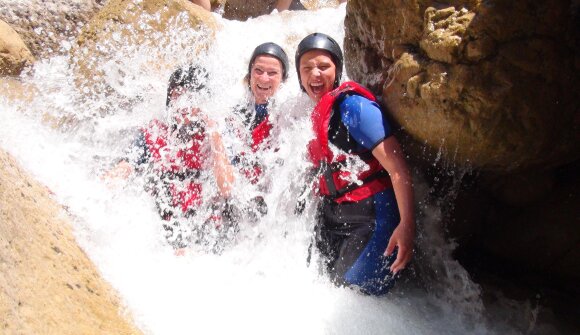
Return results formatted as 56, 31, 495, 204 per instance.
299, 49, 334, 65
252, 55, 282, 70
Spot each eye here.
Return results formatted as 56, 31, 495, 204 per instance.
254, 68, 264, 75
267, 71, 279, 76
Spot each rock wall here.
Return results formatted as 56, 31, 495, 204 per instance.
71, 0, 217, 106
0, 19, 34, 76
344, 0, 580, 297
344, 0, 579, 172
0, 149, 142, 335
0, 0, 104, 59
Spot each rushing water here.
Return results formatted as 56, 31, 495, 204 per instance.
0, 4, 545, 335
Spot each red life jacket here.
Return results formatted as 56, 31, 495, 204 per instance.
144, 119, 206, 214
241, 114, 272, 184
251, 115, 272, 152
308, 81, 392, 203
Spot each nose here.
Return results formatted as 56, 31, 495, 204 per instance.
257, 71, 270, 81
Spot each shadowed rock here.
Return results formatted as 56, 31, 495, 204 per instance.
345, 0, 579, 172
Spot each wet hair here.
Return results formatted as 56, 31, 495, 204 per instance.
166, 65, 209, 107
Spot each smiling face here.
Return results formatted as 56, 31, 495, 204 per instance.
299, 49, 336, 103
249, 55, 283, 104
169, 87, 200, 125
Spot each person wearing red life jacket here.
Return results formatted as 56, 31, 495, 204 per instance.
295, 33, 415, 295
105, 65, 234, 251
227, 42, 289, 216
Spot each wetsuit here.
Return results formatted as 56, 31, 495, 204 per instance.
310, 82, 399, 295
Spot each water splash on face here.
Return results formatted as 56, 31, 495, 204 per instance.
0, 4, 539, 335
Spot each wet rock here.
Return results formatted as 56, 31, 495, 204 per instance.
71, 0, 218, 102
345, 0, 579, 172
481, 162, 580, 288
0, 19, 35, 76
0, 149, 142, 334
0, 0, 104, 59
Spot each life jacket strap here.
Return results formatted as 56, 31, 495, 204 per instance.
159, 169, 201, 182
321, 161, 339, 198
321, 159, 389, 200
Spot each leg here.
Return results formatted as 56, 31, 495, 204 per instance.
315, 197, 376, 284
343, 189, 400, 295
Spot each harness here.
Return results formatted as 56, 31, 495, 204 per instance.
308, 81, 392, 203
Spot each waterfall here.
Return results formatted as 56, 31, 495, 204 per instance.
0, 4, 538, 335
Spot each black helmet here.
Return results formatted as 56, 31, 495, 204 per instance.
248, 42, 289, 80
295, 32, 343, 91
166, 65, 208, 107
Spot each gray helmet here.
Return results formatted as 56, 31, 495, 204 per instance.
248, 42, 289, 80
166, 65, 208, 107
295, 32, 343, 91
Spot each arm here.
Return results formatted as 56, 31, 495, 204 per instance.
372, 137, 415, 274
206, 120, 234, 198
102, 159, 134, 181
101, 130, 147, 182
339, 94, 415, 273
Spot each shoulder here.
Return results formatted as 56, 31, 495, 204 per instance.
337, 94, 382, 118
143, 119, 170, 138
147, 119, 167, 129
336, 93, 392, 143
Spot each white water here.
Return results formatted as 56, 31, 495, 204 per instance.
0, 4, 538, 335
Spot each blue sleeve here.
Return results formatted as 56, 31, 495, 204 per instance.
125, 130, 150, 167
338, 94, 392, 150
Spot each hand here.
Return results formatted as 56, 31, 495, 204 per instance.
174, 248, 187, 256
101, 160, 133, 187
204, 116, 217, 129
385, 220, 415, 274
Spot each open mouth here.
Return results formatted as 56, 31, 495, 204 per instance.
257, 84, 271, 92
309, 82, 324, 95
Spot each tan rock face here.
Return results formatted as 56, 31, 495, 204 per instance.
71, 0, 217, 100
0, 150, 142, 334
0, 0, 104, 59
0, 20, 35, 76
345, 0, 579, 172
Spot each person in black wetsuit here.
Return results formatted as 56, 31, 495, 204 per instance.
295, 33, 415, 295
